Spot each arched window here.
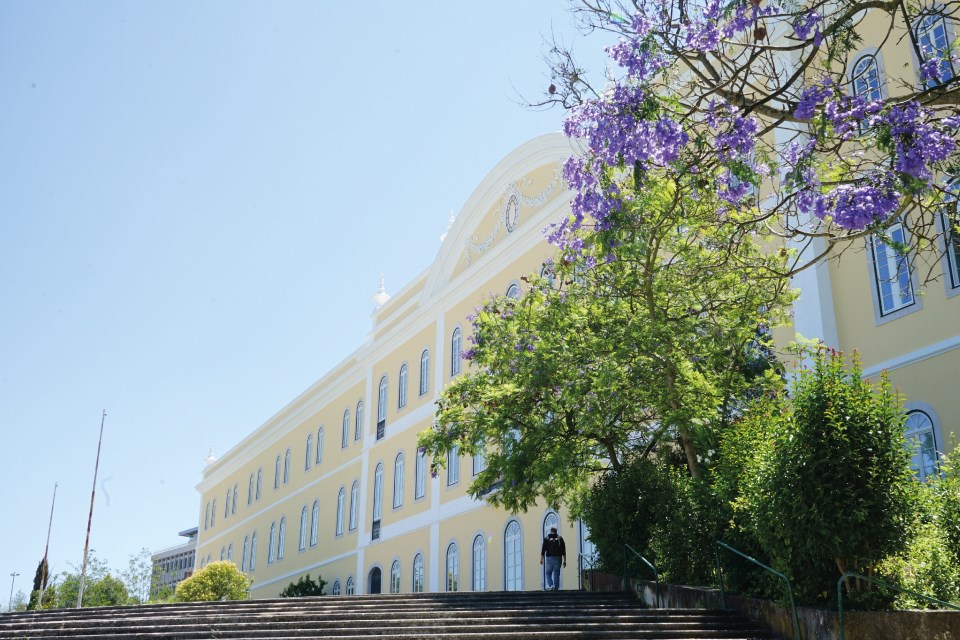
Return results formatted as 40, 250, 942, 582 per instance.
415, 449, 426, 500
241, 536, 249, 571
473, 444, 486, 476
540, 262, 555, 287
225, 489, 231, 519
248, 473, 254, 505
346, 576, 355, 595
446, 542, 460, 592
256, 467, 263, 500
349, 480, 360, 531
915, 11, 955, 88
210, 499, 216, 527
204, 502, 210, 530
283, 449, 291, 484
220, 546, 225, 561
372, 463, 384, 540
316, 426, 324, 464
268, 522, 277, 563
305, 434, 313, 471
504, 520, 523, 591
342, 410, 350, 448
377, 376, 388, 439
850, 53, 882, 101
232, 483, 238, 515
472, 534, 486, 592
336, 487, 346, 535
505, 282, 521, 299
227, 543, 233, 562
310, 499, 320, 546
393, 452, 405, 508
299, 506, 309, 551
390, 560, 401, 594
450, 327, 462, 376
274, 455, 281, 490
277, 517, 286, 560
419, 349, 430, 396
355, 401, 364, 441
398, 364, 408, 409
332, 579, 341, 596
905, 410, 940, 481
412, 553, 425, 593
249, 532, 258, 571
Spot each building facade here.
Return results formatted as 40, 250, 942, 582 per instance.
151, 527, 197, 596
196, 72, 958, 594
195, 134, 594, 597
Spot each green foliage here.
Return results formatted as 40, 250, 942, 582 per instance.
28, 557, 49, 610
419, 171, 795, 515
279, 573, 327, 597
120, 548, 157, 604
728, 348, 914, 603
175, 562, 249, 602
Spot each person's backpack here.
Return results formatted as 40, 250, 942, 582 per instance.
544, 536, 562, 557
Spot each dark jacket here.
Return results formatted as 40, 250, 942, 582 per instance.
541, 533, 566, 559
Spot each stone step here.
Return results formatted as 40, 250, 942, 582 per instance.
0, 591, 775, 640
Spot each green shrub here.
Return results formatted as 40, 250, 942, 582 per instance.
279, 573, 327, 597
175, 562, 249, 602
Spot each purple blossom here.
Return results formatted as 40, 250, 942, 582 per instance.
793, 11, 822, 40
919, 57, 943, 84
881, 101, 956, 182
794, 79, 834, 120
796, 176, 901, 229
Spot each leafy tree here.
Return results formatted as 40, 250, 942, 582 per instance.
175, 562, 249, 602
279, 573, 327, 597
121, 548, 157, 604
727, 347, 915, 603
27, 557, 49, 610
540, 0, 959, 279
419, 170, 794, 513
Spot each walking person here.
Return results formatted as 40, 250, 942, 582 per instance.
540, 526, 566, 590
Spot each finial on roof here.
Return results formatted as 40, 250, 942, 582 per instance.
372, 274, 390, 308
205, 447, 216, 465
440, 210, 456, 242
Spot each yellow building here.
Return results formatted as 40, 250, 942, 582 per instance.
195, 12, 959, 589
195, 134, 593, 597
787, 6, 959, 483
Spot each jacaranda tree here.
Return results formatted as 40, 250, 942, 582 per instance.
540, 0, 958, 278
418, 169, 794, 514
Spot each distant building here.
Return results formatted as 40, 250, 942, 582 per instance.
151, 527, 197, 595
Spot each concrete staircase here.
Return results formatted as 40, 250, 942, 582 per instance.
0, 590, 776, 639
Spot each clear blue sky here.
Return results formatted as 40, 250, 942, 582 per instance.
0, 1, 608, 599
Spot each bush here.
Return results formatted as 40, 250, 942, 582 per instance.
279, 573, 327, 597
175, 562, 249, 602
732, 349, 914, 603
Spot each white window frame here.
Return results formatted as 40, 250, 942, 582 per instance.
393, 452, 405, 508
868, 221, 919, 322
299, 506, 308, 551
268, 522, 277, 564
316, 426, 324, 463
504, 519, 523, 591
447, 446, 460, 486
398, 364, 408, 408
349, 480, 360, 531
415, 450, 427, 500
336, 487, 346, 536
310, 499, 320, 546
451, 327, 462, 376
913, 10, 956, 88
472, 534, 486, 592
342, 410, 350, 448
305, 434, 313, 471
446, 542, 459, 592
355, 401, 364, 441
419, 349, 430, 396
277, 516, 286, 560
412, 553, 425, 593
390, 560, 401, 594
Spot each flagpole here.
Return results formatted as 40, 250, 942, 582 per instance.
37, 482, 57, 608
76, 410, 106, 608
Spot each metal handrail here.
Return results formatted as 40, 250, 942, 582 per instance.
623, 544, 661, 608
715, 540, 802, 640
837, 571, 960, 640
578, 551, 598, 592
